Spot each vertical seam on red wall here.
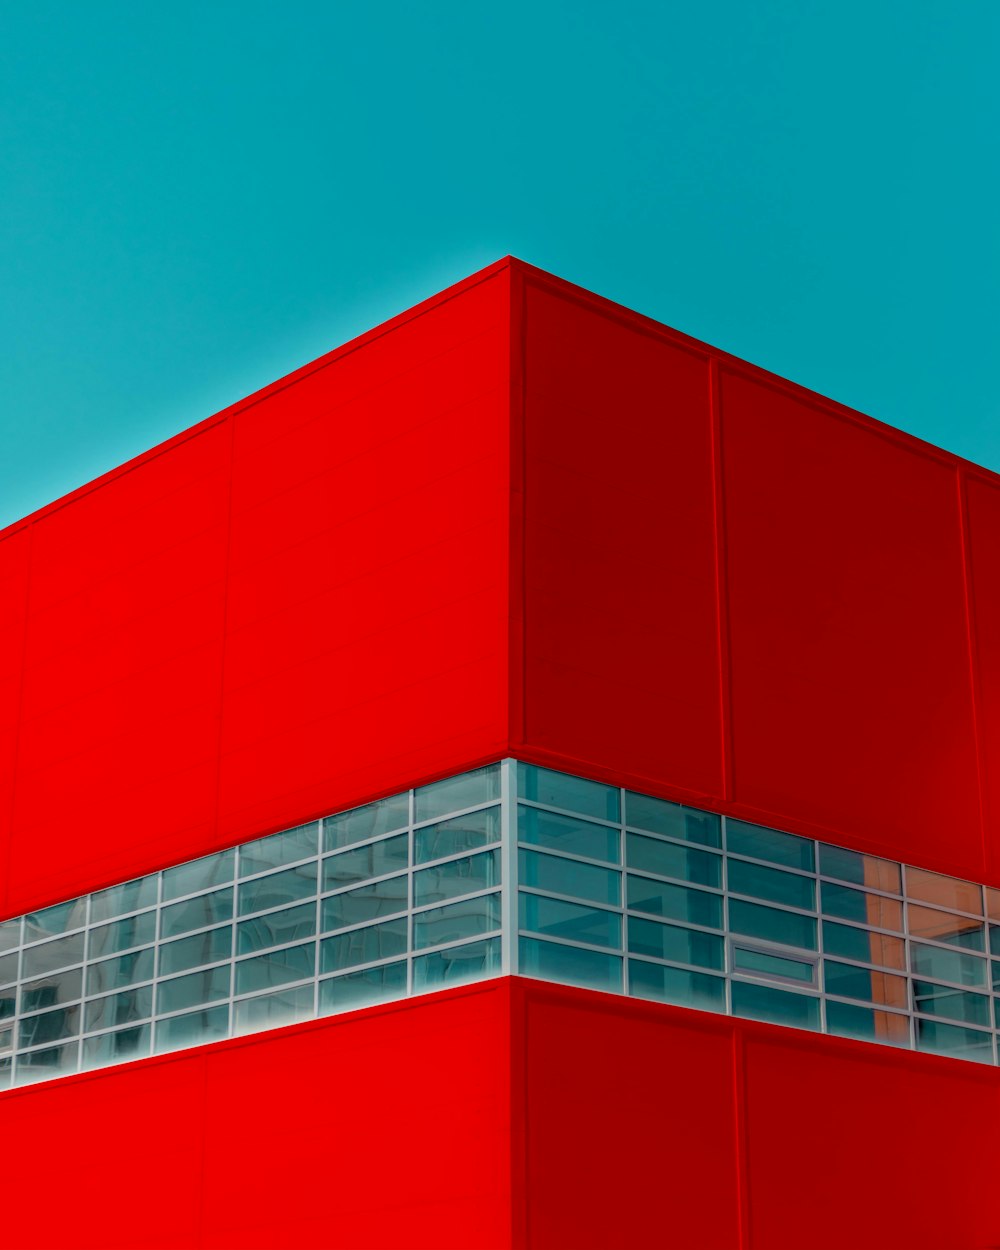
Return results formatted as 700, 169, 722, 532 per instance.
508, 266, 527, 751
4, 522, 34, 921
197, 1055, 209, 1248
212, 416, 237, 839
732, 1027, 751, 1250
709, 358, 735, 801
509, 978, 529, 1250
957, 468, 989, 878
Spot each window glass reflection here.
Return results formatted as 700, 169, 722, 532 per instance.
518, 763, 619, 823
625, 793, 721, 847
415, 807, 500, 864
726, 821, 814, 872
90, 876, 157, 923
907, 905, 984, 951
415, 765, 500, 824
520, 894, 620, 949
730, 980, 820, 1030
83, 1025, 151, 1066
628, 877, 722, 929
519, 936, 622, 993
86, 948, 154, 996
823, 961, 907, 1007
154, 1006, 228, 1053
629, 961, 725, 1011
239, 824, 318, 877
238, 903, 315, 955
89, 911, 156, 959
728, 860, 814, 911
412, 938, 501, 990
519, 806, 620, 864
413, 893, 501, 950
819, 844, 901, 894
322, 875, 408, 930
822, 922, 905, 969
319, 961, 407, 1014
324, 794, 409, 852
21, 933, 85, 979
324, 834, 408, 890
906, 868, 982, 916
625, 834, 721, 889
321, 919, 407, 974
519, 849, 620, 906
162, 850, 235, 902
235, 941, 315, 995
414, 850, 500, 907
821, 883, 902, 932
627, 917, 724, 970
826, 1000, 909, 1046
234, 984, 314, 1034
84, 986, 153, 1032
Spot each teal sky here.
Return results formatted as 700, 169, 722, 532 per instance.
1, 2, 997, 530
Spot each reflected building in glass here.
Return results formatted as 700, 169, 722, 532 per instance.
3, 259, 1000, 1248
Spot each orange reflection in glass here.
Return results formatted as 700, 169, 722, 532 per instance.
866, 932, 906, 970
986, 888, 1000, 922
906, 868, 982, 916
861, 856, 901, 895
873, 1011, 910, 1044
863, 894, 903, 933
907, 904, 984, 946
867, 970, 908, 1009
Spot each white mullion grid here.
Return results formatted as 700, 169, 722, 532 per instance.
500, 758, 517, 976
406, 786, 416, 998
813, 839, 826, 1035
314, 820, 324, 1024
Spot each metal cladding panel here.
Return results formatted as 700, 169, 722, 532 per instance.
0, 983, 512, 1250
513, 978, 1000, 1250
0, 265, 511, 918
965, 476, 1000, 883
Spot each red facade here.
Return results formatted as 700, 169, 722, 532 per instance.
3, 258, 1000, 1248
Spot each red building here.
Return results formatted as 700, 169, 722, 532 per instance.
2, 258, 1000, 1249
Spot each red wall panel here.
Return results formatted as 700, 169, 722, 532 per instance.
965, 475, 1000, 882
0, 982, 512, 1250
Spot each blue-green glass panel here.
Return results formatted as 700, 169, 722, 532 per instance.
21, 965, 83, 1011
233, 983, 314, 1034
324, 794, 409, 851
519, 936, 623, 992
161, 889, 233, 940
628, 961, 725, 1011
915, 1017, 994, 1062
822, 921, 882, 964
994, 960, 1000, 992
320, 918, 408, 973
154, 1005, 228, 1053
413, 893, 501, 950
627, 916, 724, 970
519, 806, 620, 864
89, 876, 157, 923
913, 981, 991, 1027
728, 899, 816, 950
18, 1008, 80, 1052
910, 942, 986, 988
821, 882, 898, 928
728, 860, 815, 910
235, 941, 315, 995
823, 960, 906, 1003
0, 990, 15, 1020
826, 1000, 910, 1046
726, 820, 814, 871
21, 932, 85, 978
86, 948, 154, 996
518, 849, 620, 906
734, 947, 814, 983
412, 937, 501, 989
239, 823, 318, 877
818, 844, 901, 892
415, 807, 500, 864
414, 765, 500, 823
907, 905, 983, 950
628, 876, 722, 929
414, 849, 500, 906
319, 961, 407, 1013
519, 893, 620, 949
238, 902, 316, 955
0, 918, 22, 954
163, 850, 235, 901
730, 980, 820, 1030
518, 763, 619, 822
90, 911, 156, 958
14, 1044, 78, 1082
625, 833, 721, 888
158, 926, 232, 978
237, 863, 317, 917
84, 986, 152, 1032
624, 793, 720, 847
24, 899, 87, 939
991, 925, 1000, 957
83, 1024, 151, 1065
322, 874, 408, 930
156, 965, 231, 1016
0, 952, 16, 986
324, 834, 409, 890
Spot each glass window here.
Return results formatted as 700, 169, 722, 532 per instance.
90, 876, 157, 923
991, 925, 1000, 957
238, 903, 315, 955
21, 933, 85, 979
414, 765, 500, 823
519, 894, 620, 949
163, 850, 235, 902
730, 980, 820, 1031
915, 1017, 994, 1062
415, 807, 500, 864
161, 889, 233, 939
821, 883, 902, 931
993, 960, 1000, 992
826, 1001, 909, 1046
818, 844, 901, 893
628, 877, 722, 929
235, 941, 315, 996
823, 961, 907, 1007
413, 894, 502, 950
20, 960, 83, 1010
625, 833, 721, 889
0, 918, 21, 954
909, 943, 987, 988
323, 834, 408, 890
234, 984, 315, 1035
238, 864, 317, 917
18, 1003, 81, 1047
518, 763, 619, 823
986, 888, 1000, 923
912, 981, 991, 1027
322, 875, 408, 930
414, 850, 500, 907
24, 898, 87, 940
86, 949, 155, 996
726, 820, 814, 871
154, 1005, 228, 1053
157, 965, 232, 1016
624, 793, 720, 847
0, 990, 15, 1021
907, 905, 984, 951
728, 860, 815, 911
518, 806, 620, 864
324, 794, 409, 852
89, 911, 156, 959
0, 952, 19, 986
906, 868, 982, 916
14, 1043, 78, 1083
629, 961, 725, 1011
239, 824, 318, 877
627, 917, 724, 970
84, 986, 153, 1032
412, 937, 501, 989
728, 899, 816, 951
320, 918, 407, 974
519, 936, 622, 993
821, 922, 905, 969
518, 849, 620, 906
83, 1025, 151, 1066
734, 947, 815, 985
319, 961, 407, 1014
159, 927, 233, 978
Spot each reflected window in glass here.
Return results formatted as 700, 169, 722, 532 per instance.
414, 765, 500, 824
517, 763, 619, 823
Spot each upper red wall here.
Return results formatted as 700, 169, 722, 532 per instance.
1, 263, 512, 919
513, 261, 999, 886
